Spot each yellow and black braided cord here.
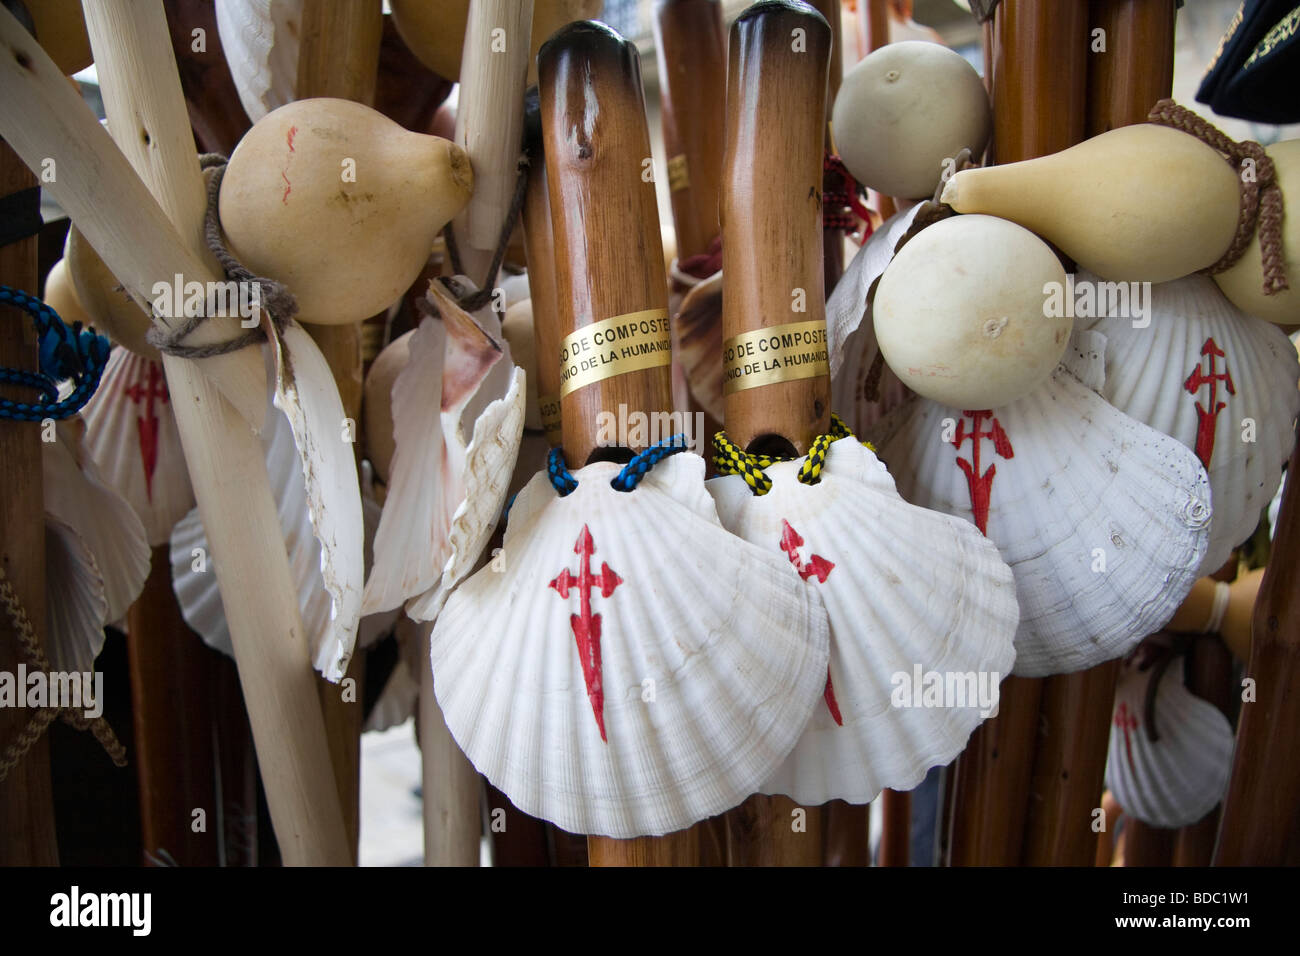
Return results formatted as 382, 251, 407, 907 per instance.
713, 412, 871, 496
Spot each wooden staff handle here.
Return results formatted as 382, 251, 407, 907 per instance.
521, 90, 563, 437
0, 6, 264, 428
454, 0, 534, 281
721, 0, 830, 457
1215, 420, 1300, 865
540, 21, 693, 866
80, 0, 351, 866
1020, 0, 1175, 867
541, 20, 673, 467
651, 0, 726, 262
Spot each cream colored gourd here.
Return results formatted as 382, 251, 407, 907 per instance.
873, 214, 1069, 409
43, 258, 90, 329
219, 98, 473, 325
64, 226, 159, 360
502, 298, 542, 432
832, 41, 990, 200
941, 124, 1241, 284
1213, 139, 1300, 324
390, 0, 603, 84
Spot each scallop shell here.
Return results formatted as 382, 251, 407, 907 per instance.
81, 349, 195, 547
170, 326, 365, 679
870, 359, 1213, 676
429, 453, 832, 838
43, 419, 150, 671
1105, 654, 1234, 828
364, 281, 525, 621
1072, 273, 1300, 574
826, 205, 919, 434
215, 0, 301, 125
707, 438, 1019, 805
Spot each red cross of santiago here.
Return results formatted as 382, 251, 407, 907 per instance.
1183, 337, 1234, 469
1114, 700, 1139, 772
780, 519, 842, 726
122, 360, 170, 502
550, 524, 621, 742
951, 410, 1014, 536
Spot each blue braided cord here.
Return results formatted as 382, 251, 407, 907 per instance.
610, 434, 691, 492
547, 446, 579, 496
0, 285, 111, 421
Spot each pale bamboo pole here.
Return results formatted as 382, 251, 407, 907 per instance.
452, 0, 535, 282
73, 0, 351, 865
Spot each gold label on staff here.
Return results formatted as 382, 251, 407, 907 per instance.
722, 320, 829, 395
538, 393, 562, 445
559, 309, 673, 398
667, 154, 690, 193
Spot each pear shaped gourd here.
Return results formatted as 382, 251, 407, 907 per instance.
832, 41, 990, 200
30, 0, 93, 75
390, 0, 603, 83
219, 98, 473, 325
941, 124, 1241, 284
1213, 139, 1300, 324
43, 258, 90, 329
873, 214, 1070, 410
64, 226, 159, 361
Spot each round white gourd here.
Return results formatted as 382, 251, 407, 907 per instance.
832, 41, 990, 200
873, 214, 1070, 409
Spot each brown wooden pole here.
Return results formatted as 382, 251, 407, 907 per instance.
719, 0, 830, 867
1215, 420, 1300, 865
945, 0, 1087, 867
806, 0, 844, 293
521, 97, 563, 449
652, 0, 726, 263
1017, 0, 1177, 868
540, 20, 697, 866
0, 138, 58, 866
1123, 819, 1176, 867
1172, 633, 1234, 866
295, 0, 384, 858
877, 788, 910, 866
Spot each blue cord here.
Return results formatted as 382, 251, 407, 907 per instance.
546, 434, 692, 496
0, 285, 111, 421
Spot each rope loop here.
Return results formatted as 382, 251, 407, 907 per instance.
0, 285, 110, 421
546, 434, 693, 496
713, 413, 864, 496
547, 446, 579, 496
1147, 98, 1288, 295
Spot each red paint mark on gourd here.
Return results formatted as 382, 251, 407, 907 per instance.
281, 125, 298, 204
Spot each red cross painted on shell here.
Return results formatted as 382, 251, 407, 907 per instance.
1183, 337, 1235, 469
951, 410, 1014, 536
123, 359, 170, 502
1114, 700, 1139, 772
780, 519, 842, 725
549, 524, 622, 742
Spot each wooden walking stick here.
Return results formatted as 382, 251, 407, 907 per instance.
540, 20, 699, 867
1018, 0, 1176, 867
0, 136, 58, 866
945, 0, 1087, 866
11, 0, 351, 864
720, 0, 831, 869
1215, 420, 1300, 865
294, 0, 384, 859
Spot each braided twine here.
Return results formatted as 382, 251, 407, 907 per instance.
713, 413, 869, 496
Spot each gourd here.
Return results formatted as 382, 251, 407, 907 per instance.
873, 214, 1070, 409
832, 40, 990, 200
64, 226, 159, 360
390, 0, 603, 83
940, 124, 1241, 284
30, 0, 93, 75
219, 97, 473, 325
42, 258, 91, 328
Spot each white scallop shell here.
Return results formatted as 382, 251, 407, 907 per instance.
1105, 654, 1234, 828
81, 349, 195, 547
826, 205, 920, 434
44, 518, 108, 674
215, 0, 301, 125
429, 453, 832, 838
43, 419, 150, 671
870, 361, 1213, 676
365, 280, 525, 621
1072, 273, 1300, 574
707, 438, 1018, 805
170, 326, 365, 680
